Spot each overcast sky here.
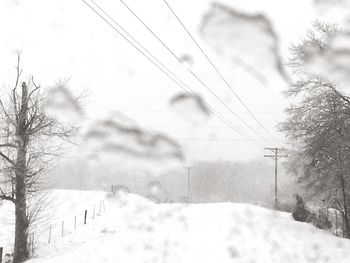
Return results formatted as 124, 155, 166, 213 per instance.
0, 0, 319, 163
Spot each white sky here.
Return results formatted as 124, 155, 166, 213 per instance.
0, 0, 317, 162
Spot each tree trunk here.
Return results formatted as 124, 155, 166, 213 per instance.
13, 152, 29, 263
13, 83, 29, 263
340, 175, 350, 238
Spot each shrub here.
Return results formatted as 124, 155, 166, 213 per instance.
292, 194, 312, 222
292, 194, 333, 230
312, 209, 332, 230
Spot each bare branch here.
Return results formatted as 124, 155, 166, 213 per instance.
13, 51, 22, 91
0, 150, 15, 165
0, 54, 82, 260
0, 143, 16, 148
27, 76, 40, 102
0, 185, 15, 203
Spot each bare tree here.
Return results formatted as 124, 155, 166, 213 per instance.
0, 54, 77, 262
280, 22, 350, 237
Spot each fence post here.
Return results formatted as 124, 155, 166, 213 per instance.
93, 205, 95, 219
61, 221, 64, 237
74, 215, 77, 230
48, 225, 52, 244
99, 200, 102, 214
84, 210, 87, 225
0, 247, 3, 263
103, 200, 105, 212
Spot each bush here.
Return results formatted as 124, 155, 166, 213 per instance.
292, 194, 312, 222
312, 209, 332, 230
292, 194, 333, 230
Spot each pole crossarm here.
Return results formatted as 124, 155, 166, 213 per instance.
264, 147, 288, 158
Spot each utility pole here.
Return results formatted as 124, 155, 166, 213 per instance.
79, 172, 82, 191
264, 147, 288, 208
183, 166, 193, 203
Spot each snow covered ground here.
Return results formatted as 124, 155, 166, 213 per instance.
2, 190, 350, 263
0, 190, 107, 260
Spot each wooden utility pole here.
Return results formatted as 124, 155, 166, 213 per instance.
264, 147, 288, 208
183, 166, 193, 203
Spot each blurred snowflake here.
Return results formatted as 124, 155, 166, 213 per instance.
169, 93, 210, 126
200, 3, 288, 86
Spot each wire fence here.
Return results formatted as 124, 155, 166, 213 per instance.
1, 188, 347, 262
28, 198, 108, 257
1, 190, 112, 262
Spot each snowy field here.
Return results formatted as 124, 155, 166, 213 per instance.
0, 190, 107, 260
2, 190, 350, 263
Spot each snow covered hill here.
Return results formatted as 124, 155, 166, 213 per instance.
2, 190, 349, 263
0, 190, 107, 261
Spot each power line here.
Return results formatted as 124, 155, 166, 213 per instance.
88, 108, 283, 114
147, 126, 278, 130
89, 0, 263, 145
118, 0, 273, 145
161, 0, 278, 143
80, 0, 262, 148
81, 0, 187, 93
177, 138, 283, 142
84, 0, 256, 145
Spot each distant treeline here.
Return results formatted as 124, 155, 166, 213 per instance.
49, 158, 299, 208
